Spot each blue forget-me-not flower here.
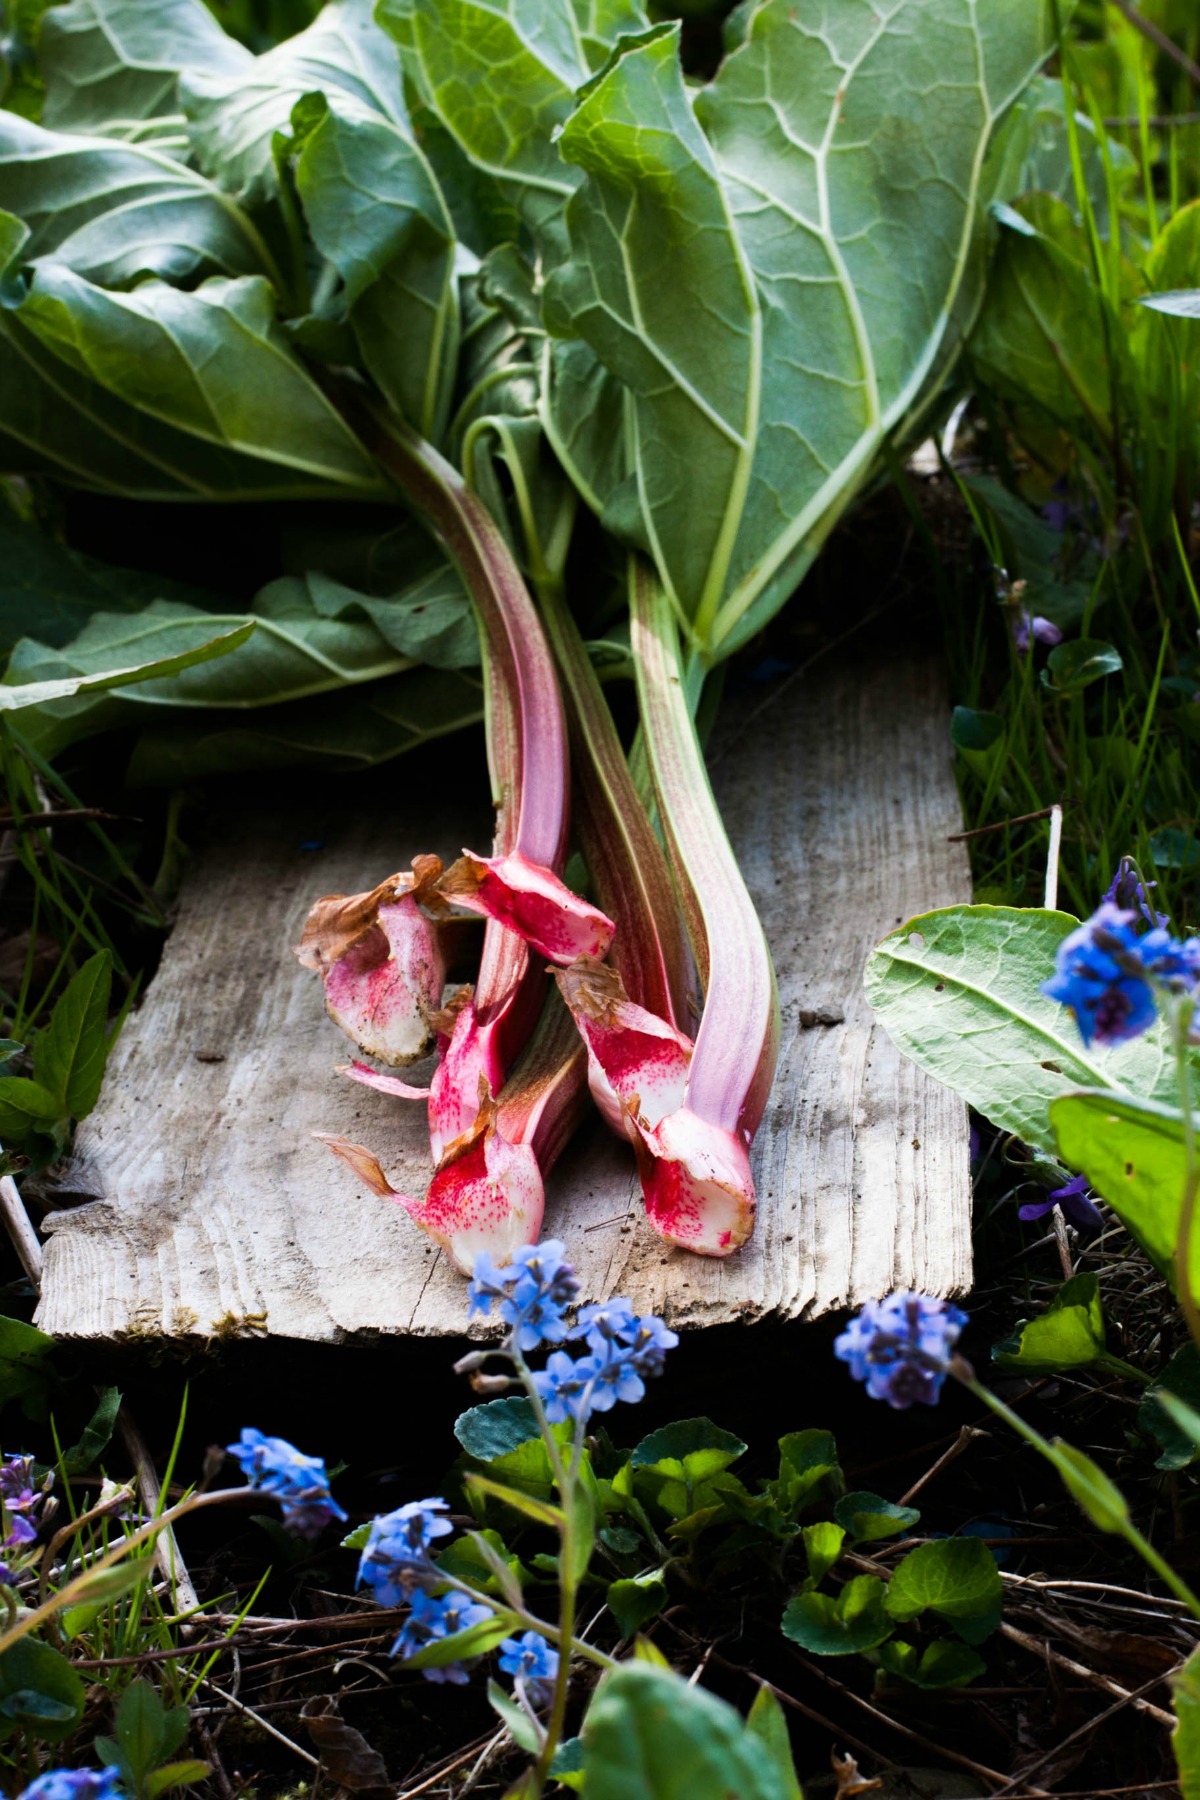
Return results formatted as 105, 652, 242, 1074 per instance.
19, 1771, 125, 1800
226, 1429, 347, 1539
835, 1293, 969, 1409
391, 1587, 494, 1683
357, 1498, 454, 1605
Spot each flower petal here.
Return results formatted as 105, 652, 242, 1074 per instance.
428, 999, 504, 1162
339, 1060, 431, 1101
438, 850, 615, 964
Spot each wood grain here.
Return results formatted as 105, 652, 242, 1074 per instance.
37, 649, 972, 1341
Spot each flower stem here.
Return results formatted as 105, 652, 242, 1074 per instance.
961, 1373, 1200, 1619
1171, 1003, 1200, 1352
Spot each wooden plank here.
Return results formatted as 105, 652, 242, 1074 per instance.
36, 648, 972, 1341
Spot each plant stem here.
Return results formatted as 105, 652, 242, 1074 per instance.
1171, 1003, 1200, 1351
962, 1374, 1200, 1619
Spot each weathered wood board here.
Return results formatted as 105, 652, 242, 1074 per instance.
36, 649, 971, 1342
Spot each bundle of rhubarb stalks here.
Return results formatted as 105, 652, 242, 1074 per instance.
281, 0, 1056, 1273
0, 0, 1057, 1270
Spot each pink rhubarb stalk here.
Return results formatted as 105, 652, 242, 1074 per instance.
621, 558, 779, 1254
312, 393, 598, 1261
316, 992, 586, 1273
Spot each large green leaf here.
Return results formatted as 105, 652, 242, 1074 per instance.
7, 560, 477, 756
288, 90, 458, 439
863, 906, 1192, 1156
39, 0, 252, 136
542, 0, 1057, 656
121, 665, 484, 781
181, 0, 406, 204
968, 194, 1114, 437
0, 1640, 85, 1746
1050, 1089, 1196, 1299
0, 514, 206, 656
0, 617, 254, 713
377, 0, 596, 241
544, 27, 758, 641
8, 261, 385, 493
0, 113, 270, 288
582, 1662, 791, 1800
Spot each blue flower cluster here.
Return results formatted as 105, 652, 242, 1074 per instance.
1041, 899, 1200, 1048
0, 1453, 56, 1557
468, 1240, 580, 1348
357, 1498, 454, 1606
225, 1429, 347, 1540
19, 1770, 123, 1800
499, 1630, 559, 1697
834, 1293, 968, 1409
391, 1587, 494, 1683
534, 1299, 679, 1425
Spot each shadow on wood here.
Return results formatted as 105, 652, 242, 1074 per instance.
37, 649, 971, 1342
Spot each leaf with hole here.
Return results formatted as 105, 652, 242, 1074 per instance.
865, 907, 1195, 1157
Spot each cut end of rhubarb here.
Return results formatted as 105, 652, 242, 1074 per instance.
634, 1107, 755, 1256
297, 860, 447, 1067
409, 1117, 544, 1275
555, 958, 691, 1141
438, 850, 615, 964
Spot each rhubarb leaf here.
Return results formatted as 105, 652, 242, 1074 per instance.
181, 0, 406, 205
39, 0, 252, 136
288, 90, 459, 439
376, 0, 594, 241
864, 906, 1193, 1155
121, 666, 484, 781
5, 260, 385, 495
0, 113, 271, 287
0, 619, 254, 713
544, 0, 1058, 657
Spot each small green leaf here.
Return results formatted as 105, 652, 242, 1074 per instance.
1041, 638, 1123, 696
35, 950, 112, 1119
1173, 1644, 1200, 1797
0, 1076, 65, 1142
773, 1429, 841, 1516
885, 1539, 1002, 1646
61, 1557, 153, 1609
992, 1272, 1107, 1374
487, 1678, 542, 1755
61, 1383, 122, 1476
878, 1639, 987, 1690
341, 1521, 371, 1551
1051, 1090, 1196, 1300
403, 1610, 516, 1670
549, 1735, 585, 1791
455, 1397, 542, 1461
1139, 289, 1200, 318
1051, 1442, 1131, 1534
833, 1492, 920, 1543
0, 1640, 84, 1745
464, 1470, 563, 1530
145, 1762, 211, 1798
781, 1575, 892, 1656
436, 1528, 527, 1600
0, 1313, 56, 1419
801, 1521, 845, 1587
745, 1685, 803, 1800
582, 1662, 789, 1800
630, 1417, 747, 1484
632, 1636, 672, 1668
1140, 1346, 1200, 1471
607, 1569, 668, 1638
